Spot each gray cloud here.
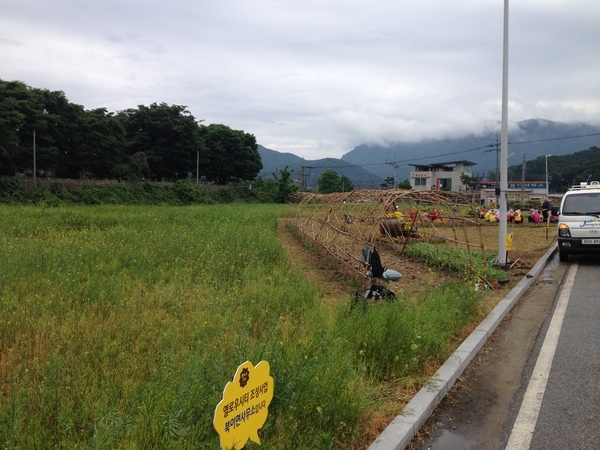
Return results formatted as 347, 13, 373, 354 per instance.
1, 0, 599, 159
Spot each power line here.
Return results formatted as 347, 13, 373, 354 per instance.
508, 132, 600, 146
385, 157, 399, 185
307, 143, 494, 171
306, 131, 600, 172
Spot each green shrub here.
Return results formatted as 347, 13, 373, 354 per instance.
170, 179, 211, 204
31, 185, 61, 207
0, 177, 29, 203
49, 182, 73, 202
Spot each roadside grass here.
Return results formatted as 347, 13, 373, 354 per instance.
341, 282, 481, 381
0, 204, 486, 449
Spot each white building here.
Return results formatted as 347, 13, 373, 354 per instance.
409, 160, 476, 192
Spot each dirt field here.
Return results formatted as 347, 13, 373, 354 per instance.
279, 219, 558, 310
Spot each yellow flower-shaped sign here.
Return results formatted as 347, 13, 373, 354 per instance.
213, 360, 274, 450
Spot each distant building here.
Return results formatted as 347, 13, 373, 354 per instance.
407, 160, 556, 205
480, 181, 551, 205
409, 160, 476, 192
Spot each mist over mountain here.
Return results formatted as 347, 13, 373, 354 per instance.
259, 119, 600, 187
341, 119, 600, 182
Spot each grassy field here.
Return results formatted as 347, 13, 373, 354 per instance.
0, 204, 505, 449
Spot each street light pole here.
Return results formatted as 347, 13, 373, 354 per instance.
33, 129, 37, 186
196, 150, 200, 184
545, 154, 551, 197
495, 0, 509, 265
521, 154, 526, 203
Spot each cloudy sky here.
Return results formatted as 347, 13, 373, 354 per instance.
2, 0, 599, 159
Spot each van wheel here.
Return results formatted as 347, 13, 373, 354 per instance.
559, 249, 569, 262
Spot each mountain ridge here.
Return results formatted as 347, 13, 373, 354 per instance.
257, 146, 386, 189
259, 119, 600, 186
341, 119, 600, 181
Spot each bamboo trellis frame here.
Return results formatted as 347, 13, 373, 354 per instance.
286, 189, 492, 283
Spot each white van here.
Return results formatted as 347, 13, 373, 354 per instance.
557, 181, 600, 262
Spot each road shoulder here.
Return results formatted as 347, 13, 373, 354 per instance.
411, 253, 567, 449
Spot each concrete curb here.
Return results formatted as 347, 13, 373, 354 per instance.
367, 243, 558, 450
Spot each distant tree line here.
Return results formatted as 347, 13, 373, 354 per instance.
507, 146, 600, 193
314, 170, 410, 193
0, 79, 262, 184
7, 80, 597, 204
461, 147, 600, 194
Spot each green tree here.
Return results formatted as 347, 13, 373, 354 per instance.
77, 108, 127, 179
383, 176, 396, 189
117, 103, 204, 180
249, 176, 278, 202
315, 170, 355, 193
340, 175, 354, 192
0, 81, 27, 173
112, 152, 150, 181
199, 124, 262, 184
37, 88, 86, 177
272, 165, 299, 203
316, 169, 341, 194
397, 179, 412, 190
460, 174, 481, 190
487, 170, 499, 182
0, 80, 127, 179
0, 80, 60, 176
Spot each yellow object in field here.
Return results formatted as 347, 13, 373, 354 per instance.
383, 211, 403, 220
506, 232, 513, 251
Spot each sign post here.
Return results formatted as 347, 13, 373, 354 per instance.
505, 232, 513, 267
213, 360, 274, 450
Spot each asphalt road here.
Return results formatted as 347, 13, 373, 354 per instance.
413, 253, 600, 449
507, 257, 600, 449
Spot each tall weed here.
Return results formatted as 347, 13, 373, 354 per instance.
339, 283, 482, 381
0, 204, 482, 449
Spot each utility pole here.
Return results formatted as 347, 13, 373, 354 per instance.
196, 150, 199, 184
385, 157, 399, 189
33, 129, 37, 186
484, 137, 501, 182
495, 138, 500, 181
545, 154, 551, 197
300, 166, 314, 191
521, 154, 526, 203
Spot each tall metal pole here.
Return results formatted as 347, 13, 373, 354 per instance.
196, 150, 199, 184
496, 0, 509, 265
521, 154, 526, 203
545, 154, 551, 196
33, 129, 37, 186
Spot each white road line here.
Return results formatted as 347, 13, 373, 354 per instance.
504, 262, 578, 450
